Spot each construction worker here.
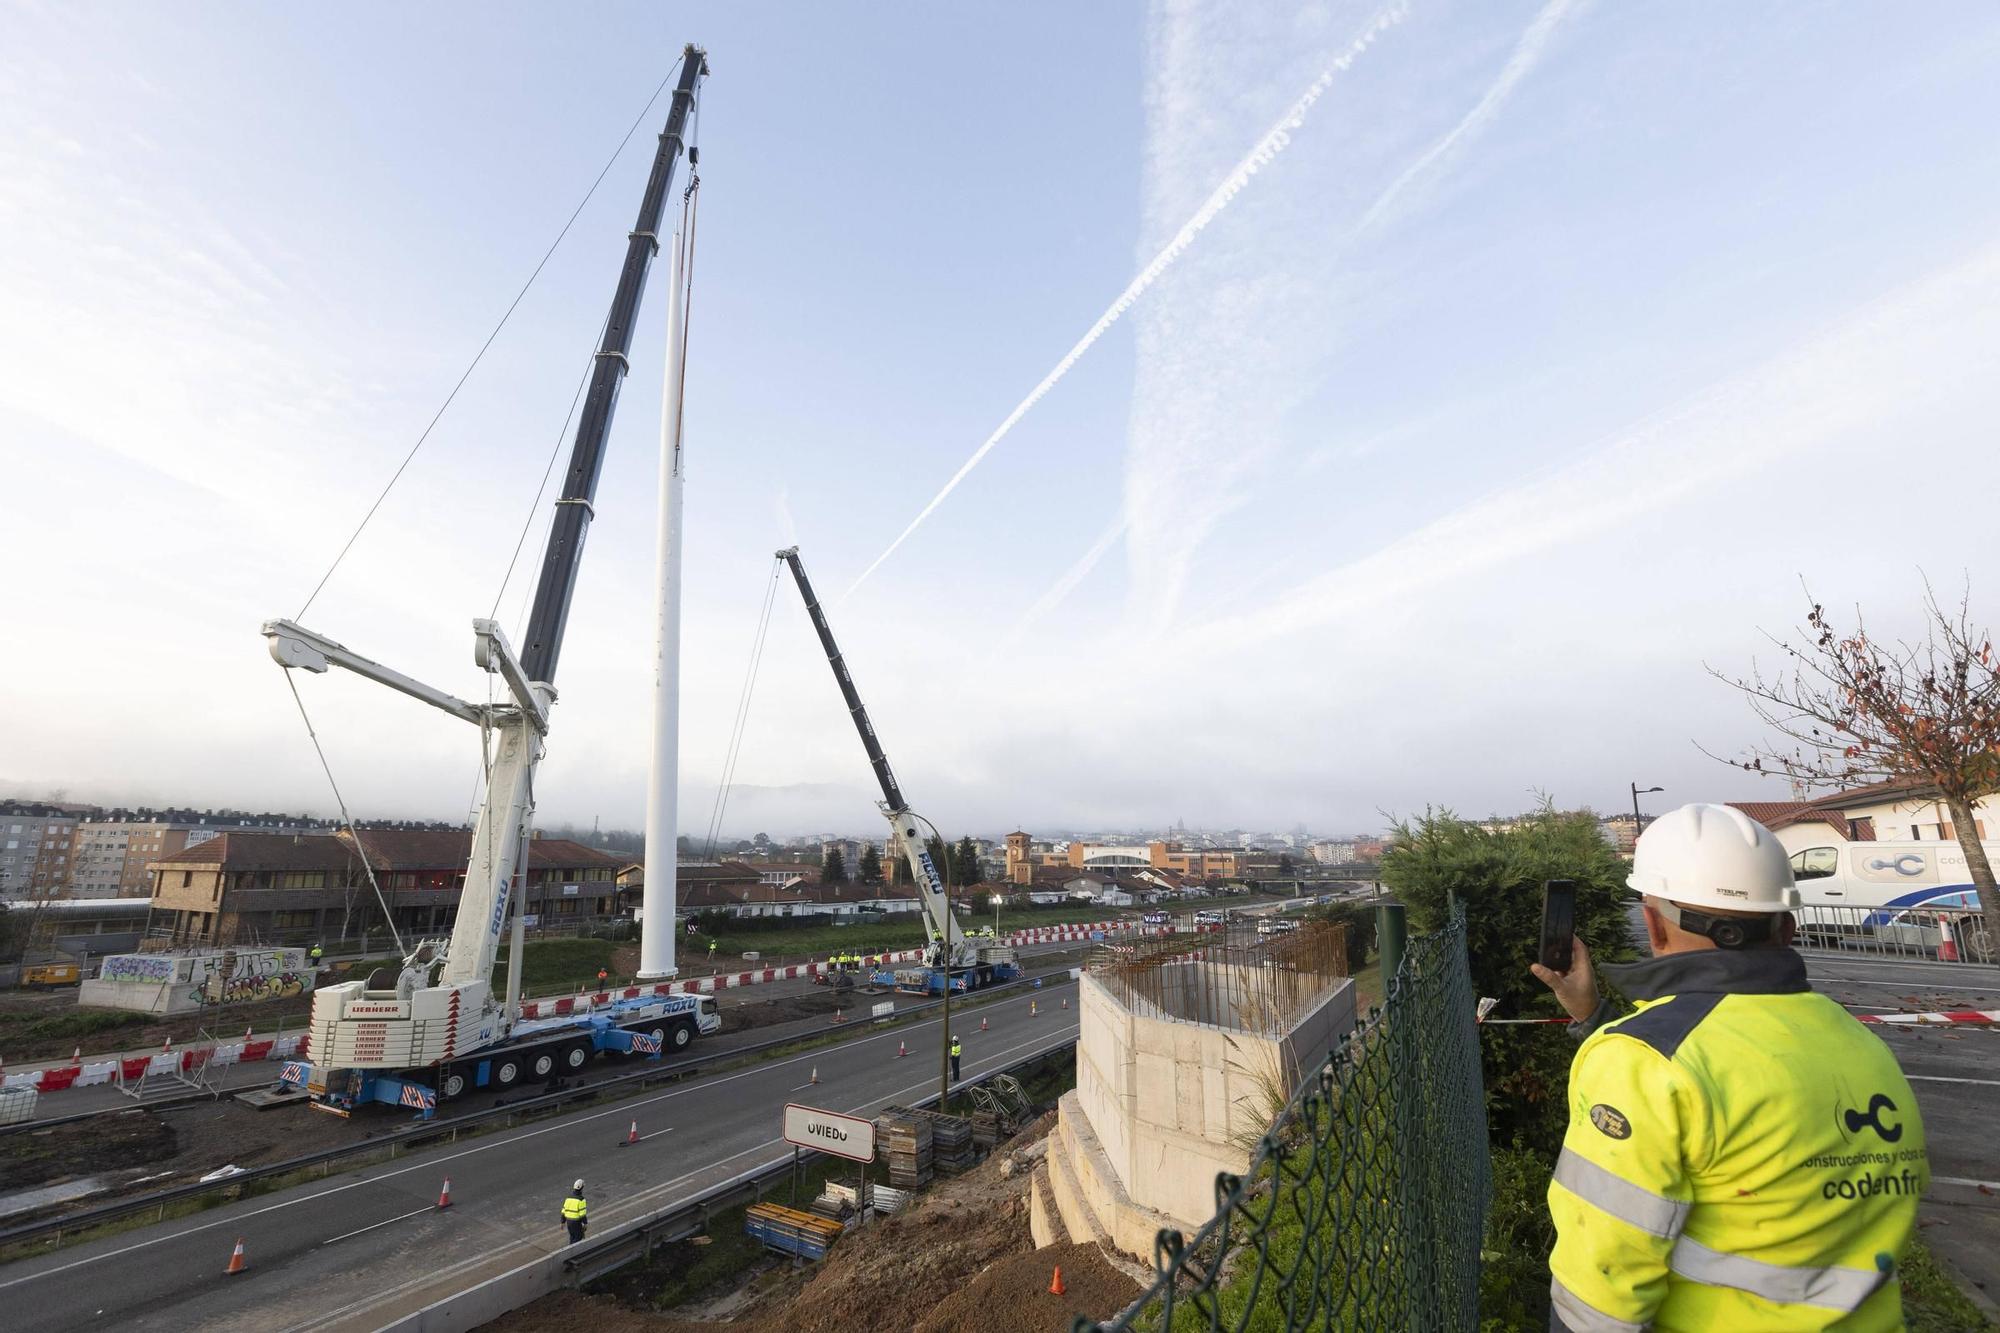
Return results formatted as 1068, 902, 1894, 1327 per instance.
559, 1179, 588, 1245
708, 938, 718, 964
596, 967, 609, 989
949, 1033, 962, 1081
308, 943, 323, 968
1532, 804, 1926, 1332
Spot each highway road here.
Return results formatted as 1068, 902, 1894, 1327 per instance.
0, 976, 1084, 1332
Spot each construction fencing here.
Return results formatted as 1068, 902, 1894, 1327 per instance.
1078, 913, 1487, 1333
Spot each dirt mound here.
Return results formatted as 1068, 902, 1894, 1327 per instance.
916, 1242, 1140, 1332
0, 1110, 175, 1190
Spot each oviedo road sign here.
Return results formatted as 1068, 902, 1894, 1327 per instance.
784, 1102, 876, 1163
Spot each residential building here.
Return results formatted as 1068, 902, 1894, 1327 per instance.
1308, 839, 1358, 866
0, 803, 80, 900
146, 830, 621, 946
1730, 781, 1997, 854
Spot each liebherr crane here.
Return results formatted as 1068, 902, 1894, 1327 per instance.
777, 547, 1019, 995
258, 47, 717, 1115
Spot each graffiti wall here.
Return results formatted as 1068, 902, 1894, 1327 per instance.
83, 948, 316, 1015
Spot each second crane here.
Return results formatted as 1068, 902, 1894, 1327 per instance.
777, 547, 1019, 996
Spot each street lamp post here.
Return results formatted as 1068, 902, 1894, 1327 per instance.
1630, 784, 1664, 849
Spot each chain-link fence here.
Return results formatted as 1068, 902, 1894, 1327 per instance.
1076, 912, 1487, 1333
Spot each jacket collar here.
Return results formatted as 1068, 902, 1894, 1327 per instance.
1602, 947, 1809, 1002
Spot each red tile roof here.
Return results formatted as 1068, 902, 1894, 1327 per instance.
1727, 802, 1853, 839
151, 832, 363, 871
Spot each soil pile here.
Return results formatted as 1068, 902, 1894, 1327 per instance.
0, 1111, 174, 1190
915, 1242, 1139, 1333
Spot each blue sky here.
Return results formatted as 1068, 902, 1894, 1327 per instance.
5, 1, 2000, 839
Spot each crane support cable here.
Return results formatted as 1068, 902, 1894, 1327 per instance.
296, 52, 691, 620
704, 558, 781, 859
281, 673, 408, 958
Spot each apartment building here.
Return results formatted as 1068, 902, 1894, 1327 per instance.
147, 829, 622, 946
0, 803, 80, 900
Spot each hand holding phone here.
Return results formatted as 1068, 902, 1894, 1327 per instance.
1539, 879, 1577, 972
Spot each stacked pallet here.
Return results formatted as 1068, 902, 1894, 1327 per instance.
877, 1108, 933, 1188
744, 1202, 845, 1261
928, 1109, 975, 1175
969, 1109, 1001, 1151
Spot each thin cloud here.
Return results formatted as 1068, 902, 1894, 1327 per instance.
1202, 239, 2000, 646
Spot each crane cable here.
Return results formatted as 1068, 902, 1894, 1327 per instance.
294, 50, 693, 621
703, 558, 781, 860
280, 673, 408, 959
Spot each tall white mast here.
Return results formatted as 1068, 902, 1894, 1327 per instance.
638, 201, 691, 980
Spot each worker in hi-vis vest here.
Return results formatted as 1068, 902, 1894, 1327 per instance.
560, 1179, 588, 1245
1533, 803, 1926, 1332
949, 1034, 962, 1081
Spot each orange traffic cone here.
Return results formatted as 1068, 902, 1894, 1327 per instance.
225, 1237, 248, 1276
437, 1177, 453, 1209
833, 1008, 845, 1024
897, 1040, 909, 1058
621, 1119, 639, 1147
1939, 917, 1961, 962
1030, 999, 1038, 1016
161, 1036, 174, 1054
810, 1066, 820, 1084
979, 1016, 988, 1031
1049, 1265, 1066, 1296
1061, 997, 1068, 1010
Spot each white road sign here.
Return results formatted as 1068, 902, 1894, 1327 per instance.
784, 1102, 876, 1163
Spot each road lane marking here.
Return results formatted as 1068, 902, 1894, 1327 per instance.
1905, 1075, 2000, 1086
283, 1026, 1082, 1332
639, 1127, 674, 1141
1934, 1176, 2000, 1190
0, 988, 1082, 1293
320, 1204, 436, 1247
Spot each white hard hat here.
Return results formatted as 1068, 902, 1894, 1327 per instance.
574, 1178, 585, 1191
1627, 803, 1800, 912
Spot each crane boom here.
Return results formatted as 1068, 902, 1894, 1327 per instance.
777, 546, 971, 967
521, 47, 708, 686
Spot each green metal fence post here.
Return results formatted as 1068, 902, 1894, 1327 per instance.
1377, 903, 1407, 982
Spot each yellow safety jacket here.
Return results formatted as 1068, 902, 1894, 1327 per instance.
561, 1194, 588, 1222
1549, 948, 1925, 1332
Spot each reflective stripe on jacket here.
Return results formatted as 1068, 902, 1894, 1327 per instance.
1549, 948, 1925, 1332
561, 1194, 588, 1221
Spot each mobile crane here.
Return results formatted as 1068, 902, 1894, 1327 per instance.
258, 47, 718, 1115
776, 547, 1019, 995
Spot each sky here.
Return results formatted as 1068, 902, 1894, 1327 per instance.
4, 1, 2000, 842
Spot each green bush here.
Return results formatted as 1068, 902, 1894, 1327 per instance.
1382, 806, 1637, 1157
1305, 901, 1378, 971
1479, 1140, 1558, 1330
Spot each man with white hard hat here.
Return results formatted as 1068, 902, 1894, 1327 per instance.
1532, 802, 1926, 1332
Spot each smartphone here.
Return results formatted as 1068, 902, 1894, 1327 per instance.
1539, 879, 1577, 972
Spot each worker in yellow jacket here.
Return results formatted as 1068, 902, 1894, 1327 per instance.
1533, 803, 1925, 1332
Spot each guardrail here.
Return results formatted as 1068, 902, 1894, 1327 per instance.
0, 965, 1072, 1251
375, 1038, 1082, 1333
1794, 902, 1995, 965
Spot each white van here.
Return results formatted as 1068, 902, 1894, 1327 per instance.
1787, 838, 1992, 957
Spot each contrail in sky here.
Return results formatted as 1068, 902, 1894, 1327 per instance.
1022, 0, 1584, 630
840, 2, 1410, 602
1351, 0, 1585, 237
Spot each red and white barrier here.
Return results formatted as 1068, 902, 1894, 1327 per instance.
5, 922, 1139, 1092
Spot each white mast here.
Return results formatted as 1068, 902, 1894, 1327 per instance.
638, 203, 691, 980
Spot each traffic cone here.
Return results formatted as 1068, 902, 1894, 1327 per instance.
244, 1024, 254, 1041
1049, 1265, 1065, 1296
437, 1177, 453, 1209
162, 1036, 173, 1054
979, 1016, 988, 1031
810, 1066, 820, 1084
1939, 917, 1961, 962
1062, 997, 1068, 1010
897, 1039, 908, 1058
1030, 999, 1038, 1017
225, 1237, 248, 1276
833, 1008, 845, 1024
621, 1119, 639, 1147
